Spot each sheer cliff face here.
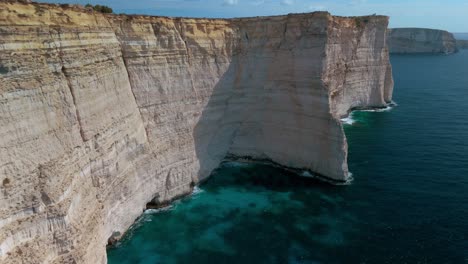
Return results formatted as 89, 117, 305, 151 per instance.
0, 2, 393, 263
388, 28, 458, 54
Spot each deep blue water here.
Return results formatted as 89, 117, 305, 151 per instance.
107, 51, 468, 264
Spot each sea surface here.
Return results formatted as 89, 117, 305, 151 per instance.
108, 51, 468, 263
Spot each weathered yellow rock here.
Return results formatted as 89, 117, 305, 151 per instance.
0, 2, 393, 263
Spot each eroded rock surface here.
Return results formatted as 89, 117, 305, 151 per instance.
0, 2, 393, 263
388, 28, 458, 54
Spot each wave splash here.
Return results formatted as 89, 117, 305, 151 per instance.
341, 101, 397, 125
144, 206, 173, 214
340, 114, 356, 125
145, 186, 205, 215
360, 101, 398, 113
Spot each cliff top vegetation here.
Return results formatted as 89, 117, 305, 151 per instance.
84, 3, 113, 13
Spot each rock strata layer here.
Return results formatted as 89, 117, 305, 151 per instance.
388, 28, 458, 54
0, 2, 393, 263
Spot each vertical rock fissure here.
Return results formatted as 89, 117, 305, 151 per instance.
61, 66, 86, 142
278, 16, 289, 49
118, 43, 150, 141
51, 28, 87, 142
173, 21, 199, 100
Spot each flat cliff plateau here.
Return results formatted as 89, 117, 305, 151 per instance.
0, 1, 393, 263
388, 28, 458, 54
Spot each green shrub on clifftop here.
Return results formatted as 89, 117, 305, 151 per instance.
354, 17, 370, 27
85, 3, 113, 13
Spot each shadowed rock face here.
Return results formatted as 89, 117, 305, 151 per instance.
0, 2, 393, 263
388, 28, 458, 54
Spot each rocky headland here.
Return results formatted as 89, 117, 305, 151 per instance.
0, 1, 393, 263
388, 28, 458, 54
457, 40, 468, 49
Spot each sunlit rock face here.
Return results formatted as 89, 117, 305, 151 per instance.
0, 2, 393, 263
388, 28, 458, 54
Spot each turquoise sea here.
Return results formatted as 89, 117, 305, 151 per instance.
108, 51, 468, 263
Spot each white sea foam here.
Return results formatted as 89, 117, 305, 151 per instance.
222, 161, 251, 168
192, 186, 204, 196
340, 101, 397, 125
340, 114, 355, 125
360, 106, 392, 112
361, 101, 398, 113
144, 206, 173, 214
343, 172, 354, 185
145, 186, 204, 215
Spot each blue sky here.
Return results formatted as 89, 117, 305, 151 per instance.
38, 0, 468, 32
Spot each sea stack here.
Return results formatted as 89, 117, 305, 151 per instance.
388, 28, 458, 54
0, 1, 393, 263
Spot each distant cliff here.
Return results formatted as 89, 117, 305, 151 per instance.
388, 28, 458, 54
457, 40, 468, 49
0, 1, 393, 263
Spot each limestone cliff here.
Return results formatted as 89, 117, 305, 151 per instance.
388, 28, 458, 54
457, 40, 468, 49
0, 2, 393, 263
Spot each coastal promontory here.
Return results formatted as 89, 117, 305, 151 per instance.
388, 28, 458, 54
0, 1, 393, 263
457, 40, 468, 49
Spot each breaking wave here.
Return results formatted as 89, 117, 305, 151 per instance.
192, 186, 204, 196
144, 206, 173, 214
340, 101, 397, 125
360, 101, 397, 112
340, 114, 356, 125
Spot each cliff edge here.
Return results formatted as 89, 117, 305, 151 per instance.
388, 28, 458, 54
0, 2, 393, 263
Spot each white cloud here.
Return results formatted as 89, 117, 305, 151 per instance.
223, 0, 239, 6
281, 0, 294, 6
